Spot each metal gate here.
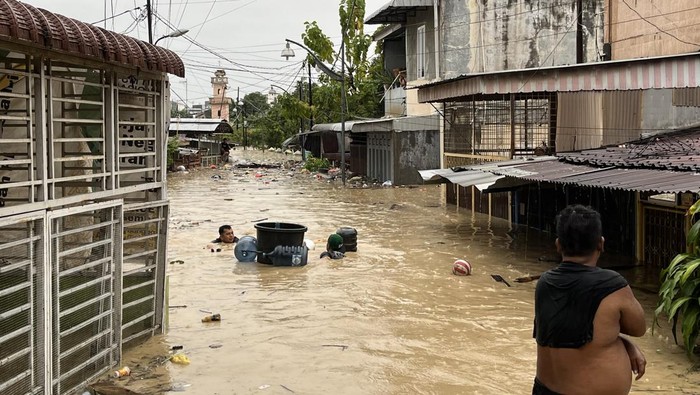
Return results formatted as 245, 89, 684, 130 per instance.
121, 201, 168, 346
49, 201, 122, 394
0, 211, 45, 395
367, 132, 392, 182
642, 205, 688, 267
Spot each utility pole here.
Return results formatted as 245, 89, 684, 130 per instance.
308, 62, 313, 130
146, 0, 153, 44
235, 87, 240, 136
298, 79, 304, 133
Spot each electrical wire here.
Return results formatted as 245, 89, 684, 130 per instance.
91, 7, 140, 25
620, 0, 700, 47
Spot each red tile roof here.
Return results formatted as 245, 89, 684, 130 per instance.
0, 0, 185, 77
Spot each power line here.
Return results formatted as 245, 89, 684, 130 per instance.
620, 0, 700, 47
91, 7, 140, 25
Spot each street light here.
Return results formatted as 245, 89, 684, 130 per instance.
154, 28, 189, 46
281, 38, 347, 185
269, 84, 290, 95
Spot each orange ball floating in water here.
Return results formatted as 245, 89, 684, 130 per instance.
210, 164, 217, 169
452, 259, 472, 276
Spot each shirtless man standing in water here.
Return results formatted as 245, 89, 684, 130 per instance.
533, 205, 647, 395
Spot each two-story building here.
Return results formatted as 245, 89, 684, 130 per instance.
366, 0, 700, 266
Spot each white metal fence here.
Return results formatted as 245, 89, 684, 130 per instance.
1, 49, 170, 394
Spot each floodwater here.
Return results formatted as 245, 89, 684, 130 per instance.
118, 149, 700, 395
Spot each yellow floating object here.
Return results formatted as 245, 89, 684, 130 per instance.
170, 353, 190, 365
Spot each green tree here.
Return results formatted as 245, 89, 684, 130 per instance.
298, 0, 382, 125
255, 92, 304, 148
170, 105, 188, 118
242, 91, 270, 118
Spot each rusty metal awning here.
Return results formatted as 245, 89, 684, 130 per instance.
417, 52, 700, 103
494, 160, 700, 193
0, 0, 185, 77
421, 156, 700, 194
419, 156, 556, 191
365, 0, 433, 25
558, 127, 700, 172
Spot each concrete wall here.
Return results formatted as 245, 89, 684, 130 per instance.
557, 89, 700, 152
442, 0, 605, 79
610, 0, 700, 59
385, 86, 406, 116
394, 130, 441, 185
641, 89, 700, 132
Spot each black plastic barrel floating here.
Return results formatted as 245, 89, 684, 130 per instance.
254, 222, 308, 264
336, 227, 358, 252
264, 245, 309, 266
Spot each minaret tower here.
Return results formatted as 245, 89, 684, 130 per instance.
210, 69, 231, 120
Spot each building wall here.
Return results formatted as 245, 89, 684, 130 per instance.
640, 89, 700, 132
610, 0, 700, 59
557, 89, 700, 151
405, 88, 434, 116
442, 0, 605, 79
385, 86, 406, 116
393, 130, 441, 185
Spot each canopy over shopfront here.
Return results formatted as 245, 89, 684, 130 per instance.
421, 156, 700, 195
417, 52, 700, 103
365, 0, 433, 24
169, 118, 233, 135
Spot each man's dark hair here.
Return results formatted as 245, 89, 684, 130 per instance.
556, 204, 602, 256
219, 224, 232, 235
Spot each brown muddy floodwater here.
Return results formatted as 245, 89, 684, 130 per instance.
118, 149, 700, 395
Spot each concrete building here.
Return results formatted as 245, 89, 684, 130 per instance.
362, 0, 700, 266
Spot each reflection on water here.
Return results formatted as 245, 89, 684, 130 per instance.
120, 149, 699, 394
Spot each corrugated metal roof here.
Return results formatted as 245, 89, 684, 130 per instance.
0, 0, 185, 77
365, 0, 433, 25
419, 156, 557, 190
494, 160, 700, 193
421, 156, 700, 194
559, 127, 700, 171
169, 119, 233, 134
352, 115, 439, 133
311, 121, 361, 133
417, 52, 700, 103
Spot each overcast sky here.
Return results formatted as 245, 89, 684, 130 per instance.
24, 0, 388, 107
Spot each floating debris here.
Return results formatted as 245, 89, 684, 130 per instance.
491, 274, 512, 287
170, 354, 190, 365
322, 344, 349, 350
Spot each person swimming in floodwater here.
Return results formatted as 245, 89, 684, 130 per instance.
320, 233, 345, 259
212, 225, 239, 244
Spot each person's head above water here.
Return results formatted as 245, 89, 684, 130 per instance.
326, 233, 344, 252
555, 204, 603, 258
218, 225, 236, 243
